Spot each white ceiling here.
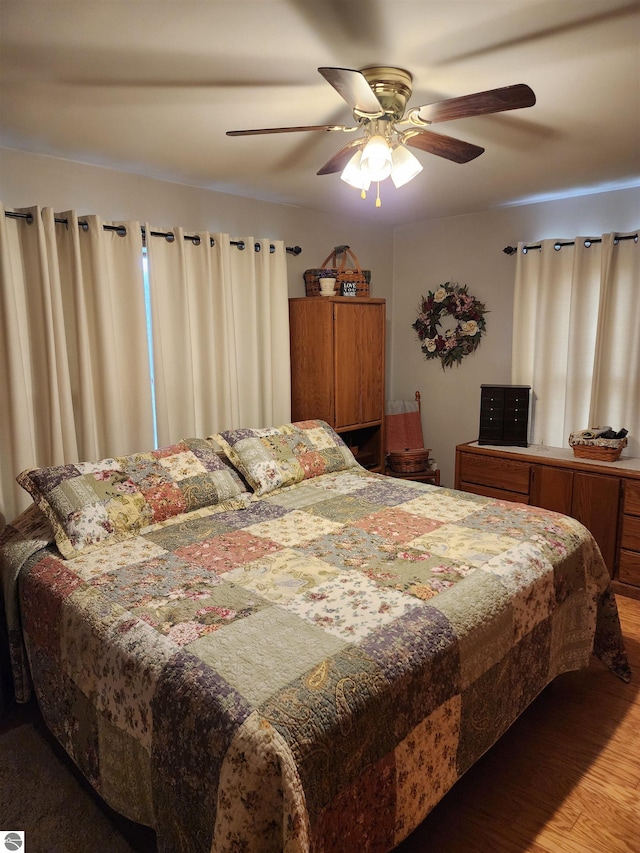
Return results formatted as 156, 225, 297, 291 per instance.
1, 0, 639, 226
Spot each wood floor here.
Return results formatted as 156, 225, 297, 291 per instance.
397, 594, 640, 853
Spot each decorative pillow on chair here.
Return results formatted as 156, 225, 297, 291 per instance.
16, 437, 250, 559
212, 419, 358, 497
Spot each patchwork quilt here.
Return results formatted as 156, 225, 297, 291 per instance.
0, 468, 630, 852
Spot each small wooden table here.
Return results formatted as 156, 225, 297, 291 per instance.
385, 466, 440, 486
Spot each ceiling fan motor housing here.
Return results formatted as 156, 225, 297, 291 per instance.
360, 66, 413, 120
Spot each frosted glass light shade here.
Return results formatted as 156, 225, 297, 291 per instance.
390, 145, 423, 188
360, 135, 392, 181
340, 150, 371, 190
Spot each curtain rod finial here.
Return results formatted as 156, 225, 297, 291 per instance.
503, 245, 517, 255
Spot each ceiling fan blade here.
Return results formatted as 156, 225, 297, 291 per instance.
226, 124, 348, 136
318, 67, 384, 115
412, 84, 536, 124
317, 138, 365, 175
403, 129, 484, 164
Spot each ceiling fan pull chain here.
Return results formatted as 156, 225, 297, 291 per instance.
376, 182, 382, 208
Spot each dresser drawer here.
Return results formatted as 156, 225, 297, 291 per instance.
504, 391, 529, 413
480, 390, 505, 409
458, 452, 530, 495
619, 549, 640, 587
624, 480, 640, 516
621, 514, 640, 552
459, 480, 530, 504
478, 419, 504, 441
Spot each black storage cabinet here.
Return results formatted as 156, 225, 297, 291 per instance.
478, 384, 530, 447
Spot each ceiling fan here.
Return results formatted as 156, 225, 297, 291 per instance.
227, 66, 536, 205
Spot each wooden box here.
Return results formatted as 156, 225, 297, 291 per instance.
478, 384, 530, 447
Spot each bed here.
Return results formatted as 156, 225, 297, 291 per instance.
0, 420, 630, 852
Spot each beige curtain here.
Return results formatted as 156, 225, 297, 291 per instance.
0, 205, 154, 526
147, 230, 290, 446
590, 234, 640, 445
228, 236, 291, 427
512, 232, 639, 456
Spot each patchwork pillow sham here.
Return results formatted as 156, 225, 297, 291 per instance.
16, 437, 250, 559
211, 419, 358, 497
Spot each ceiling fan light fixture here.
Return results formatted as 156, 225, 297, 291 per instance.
341, 150, 372, 191
390, 144, 423, 188
360, 134, 393, 182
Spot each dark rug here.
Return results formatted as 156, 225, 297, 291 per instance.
0, 699, 157, 852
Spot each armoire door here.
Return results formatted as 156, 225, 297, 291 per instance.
289, 298, 334, 423
333, 302, 384, 428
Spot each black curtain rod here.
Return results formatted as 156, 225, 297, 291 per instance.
4, 210, 302, 256
503, 233, 638, 255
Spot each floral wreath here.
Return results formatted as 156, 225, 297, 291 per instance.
412, 282, 488, 369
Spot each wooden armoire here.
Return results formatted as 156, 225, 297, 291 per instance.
289, 296, 386, 472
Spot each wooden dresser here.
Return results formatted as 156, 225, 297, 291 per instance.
455, 441, 640, 599
289, 297, 386, 472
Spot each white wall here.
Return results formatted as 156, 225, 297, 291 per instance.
391, 187, 640, 487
